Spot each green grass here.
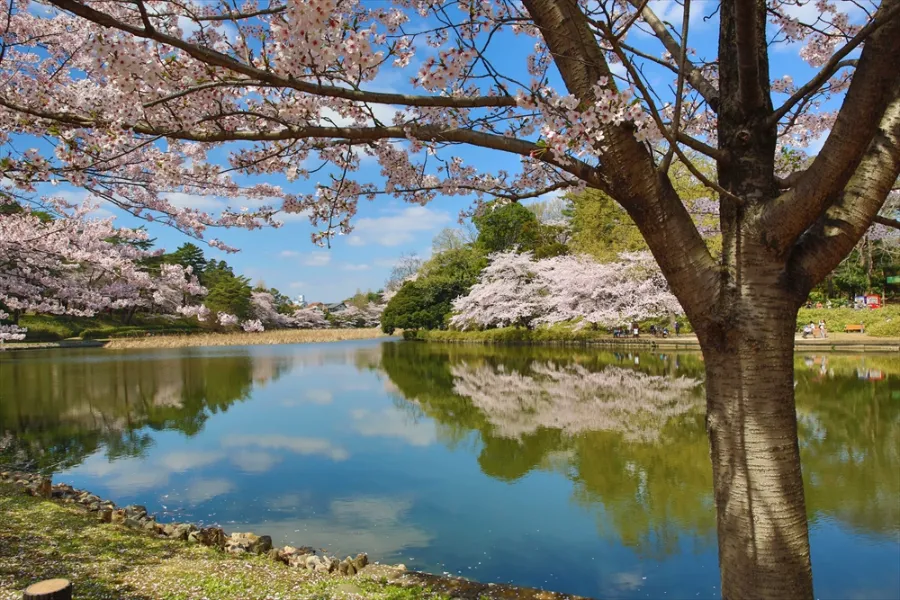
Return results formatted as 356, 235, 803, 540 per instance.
796, 305, 900, 337
0, 484, 569, 600
0, 484, 444, 600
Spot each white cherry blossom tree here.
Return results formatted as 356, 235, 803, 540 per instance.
3, 0, 900, 596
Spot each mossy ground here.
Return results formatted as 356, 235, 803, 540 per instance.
0, 484, 443, 600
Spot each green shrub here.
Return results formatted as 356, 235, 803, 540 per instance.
796, 305, 900, 333
864, 318, 900, 337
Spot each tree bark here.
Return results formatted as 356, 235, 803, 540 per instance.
701, 291, 813, 600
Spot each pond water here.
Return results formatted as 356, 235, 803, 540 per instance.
1, 340, 898, 599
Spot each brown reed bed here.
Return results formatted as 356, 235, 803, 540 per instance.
104, 328, 392, 349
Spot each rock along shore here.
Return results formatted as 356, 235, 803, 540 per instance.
0, 471, 590, 600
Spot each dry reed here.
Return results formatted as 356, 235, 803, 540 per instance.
104, 328, 392, 349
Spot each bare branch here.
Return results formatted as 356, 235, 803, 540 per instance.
874, 214, 900, 229
660, 0, 691, 173
624, 0, 719, 110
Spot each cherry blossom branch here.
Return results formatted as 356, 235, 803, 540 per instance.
46, 0, 519, 110
767, 2, 900, 128
761, 1, 900, 252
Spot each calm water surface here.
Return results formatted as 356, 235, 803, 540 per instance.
1, 341, 898, 599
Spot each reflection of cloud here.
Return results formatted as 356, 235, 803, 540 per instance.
185, 478, 234, 504
608, 571, 645, 592
330, 497, 412, 526
305, 389, 333, 404
230, 450, 281, 473
76, 455, 170, 494
223, 434, 349, 461
236, 496, 432, 558
266, 492, 314, 512
160, 451, 224, 473
77, 449, 230, 496
350, 408, 435, 447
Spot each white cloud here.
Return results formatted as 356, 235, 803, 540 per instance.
280, 250, 300, 258
164, 192, 223, 211
303, 252, 332, 267
164, 192, 273, 213
341, 263, 371, 271
288, 281, 307, 290
373, 257, 400, 268
345, 206, 451, 247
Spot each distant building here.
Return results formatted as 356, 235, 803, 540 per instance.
325, 302, 347, 313
307, 302, 325, 312
295, 294, 306, 307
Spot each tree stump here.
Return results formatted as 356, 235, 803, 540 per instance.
23, 579, 72, 600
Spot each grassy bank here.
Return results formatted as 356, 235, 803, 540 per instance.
796, 305, 900, 337
17, 314, 200, 342
0, 482, 586, 600
408, 328, 900, 350
105, 328, 392, 349
0, 483, 439, 600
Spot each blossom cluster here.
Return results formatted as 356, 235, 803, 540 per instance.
451, 251, 683, 330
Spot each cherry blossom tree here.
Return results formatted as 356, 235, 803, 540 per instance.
240, 318, 264, 332
0, 196, 206, 326
451, 251, 682, 329
329, 303, 383, 328
3, 0, 900, 596
249, 291, 294, 328
291, 306, 329, 329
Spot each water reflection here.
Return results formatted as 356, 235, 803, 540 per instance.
0, 342, 896, 599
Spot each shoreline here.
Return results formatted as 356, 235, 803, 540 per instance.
4, 328, 898, 353
410, 331, 900, 353
0, 472, 587, 600
2, 328, 392, 352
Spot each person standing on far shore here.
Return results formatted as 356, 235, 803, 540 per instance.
812, 321, 820, 338
819, 320, 827, 338
674, 321, 682, 336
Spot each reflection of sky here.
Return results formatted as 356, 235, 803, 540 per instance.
28, 342, 897, 600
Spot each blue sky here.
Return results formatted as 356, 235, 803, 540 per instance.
21, 0, 858, 302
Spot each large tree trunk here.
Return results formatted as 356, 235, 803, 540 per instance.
701, 292, 813, 600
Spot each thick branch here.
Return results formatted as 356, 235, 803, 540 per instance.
760, 0, 900, 254
624, 0, 719, 110
734, 0, 764, 111
0, 96, 606, 191
46, 0, 518, 110
523, 0, 720, 326
788, 82, 900, 291
767, 2, 900, 127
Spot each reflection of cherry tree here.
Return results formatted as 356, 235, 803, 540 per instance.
451, 362, 702, 442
